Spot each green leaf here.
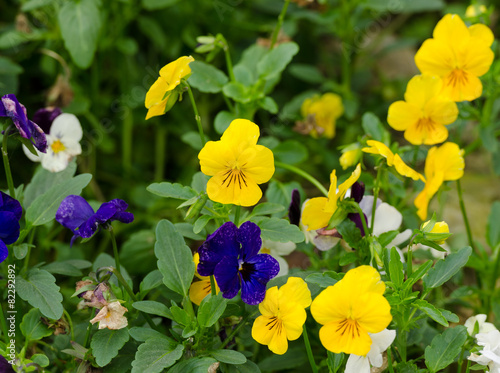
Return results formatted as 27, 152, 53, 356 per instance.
91, 328, 130, 367
16, 269, 63, 320
58, 0, 102, 69
339, 252, 358, 266
414, 299, 449, 327
25, 174, 92, 226
31, 354, 49, 367
440, 309, 460, 323
41, 261, 85, 276
425, 326, 467, 373
20, 308, 52, 340
305, 272, 339, 288
404, 260, 433, 290
378, 230, 400, 248
273, 140, 308, 165
257, 42, 299, 79
487, 201, 500, 248
389, 247, 404, 288
251, 217, 304, 243
142, 0, 180, 10
147, 182, 197, 200
258, 96, 278, 114
193, 215, 213, 234
0, 57, 23, 75
198, 293, 227, 328
13, 243, 30, 260
361, 112, 388, 142
222, 82, 251, 103
129, 327, 172, 342
336, 219, 363, 249
258, 347, 307, 371
139, 270, 163, 294
210, 349, 247, 364
132, 301, 173, 320
181, 131, 202, 151
214, 110, 238, 135
131, 338, 184, 373
21, 0, 56, 11
423, 246, 472, 289
249, 203, 285, 218
168, 357, 218, 373
327, 351, 344, 373
362, 0, 444, 13
188, 61, 228, 93
289, 63, 324, 84
154, 220, 195, 296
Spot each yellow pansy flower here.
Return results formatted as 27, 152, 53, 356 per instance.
387, 75, 458, 145
301, 93, 344, 138
301, 164, 361, 231
251, 277, 312, 355
145, 56, 194, 120
422, 220, 450, 245
465, 4, 488, 18
362, 140, 424, 181
198, 119, 274, 206
414, 142, 464, 220
311, 266, 392, 356
340, 144, 362, 170
189, 253, 220, 305
415, 14, 494, 102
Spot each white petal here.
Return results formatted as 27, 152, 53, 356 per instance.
469, 352, 492, 366
313, 235, 340, 251
22, 144, 41, 162
262, 240, 296, 256
50, 113, 83, 142
359, 196, 382, 227
477, 330, 500, 351
62, 139, 82, 156
389, 229, 412, 248
41, 151, 70, 172
367, 329, 396, 367
372, 203, 403, 236
345, 354, 370, 373
275, 255, 289, 277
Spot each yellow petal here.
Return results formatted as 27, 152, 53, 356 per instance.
259, 287, 280, 317
387, 101, 420, 132
414, 172, 444, 220
240, 145, 275, 184
198, 140, 233, 176
433, 142, 465, 180
415, 39, 455, 77
206, 170, 262, 206
252, 315, 278, 346
221, 119, 260, 149
352, 292, 392, 333
145, 98, 168, 120
404, 120, 449, 146
441, 69, 483, 102
393, 154, 425, 181
189, 280, 213, 306
404, 75, 443, 109
280, 303, 306, 341
462, 38, 494, 77
145, 78, 170, 108
158, 56, 194, 90
324, 170, 339, 212
426, 98, 458, 125
362, 140, 395, 165
279, 277, 312, 309
319, 320, 372, 355
301, 197, 331, 231
268, 322, 289, 355
310, 285, 351, 326
337, 163, 361, 200
432, 14, 469, 49
468, 24, 494, 47
341, 265, 386, 295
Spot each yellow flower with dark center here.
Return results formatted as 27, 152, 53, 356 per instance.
189, 253, 219, 305
414, 14, 494, 102
301, 93, 344, 138
310, 266, 392, 356
415, 142, 464, 220
145, 56, 194, 120
387, 75, 458, 145
251, 277, 311, 355
198, 119, 274, 206
362, 140, 424, 181
301, 164, 361, 231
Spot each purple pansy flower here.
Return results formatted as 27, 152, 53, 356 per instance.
56, 195, 134, 245
0, 191, 22, 263
0, 94, 47, 152
347, 181, 368, 236
198, 221, 279, 305
32, 107, 62, 134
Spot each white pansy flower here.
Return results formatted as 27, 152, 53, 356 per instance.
90, 301, 128, 330
260, 239, 296, 277
23, 113, 82, 172
465, 314, 497, 336
469, 330, 500, 373
345, 329, 396, 373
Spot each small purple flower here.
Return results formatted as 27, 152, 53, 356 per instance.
347, 181, 368, 236
0, 94, 47, 152
0, 191, 22, 263
56, 195, 134, 245
198, 221, 279, 305
288, 189, 301, 226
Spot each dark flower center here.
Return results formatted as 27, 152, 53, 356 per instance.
238, 261, 254, 281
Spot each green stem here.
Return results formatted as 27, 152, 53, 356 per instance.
210, 275, 217, 296
63, 308, 75, 342
456, 180, 476, 254
351, 202, 370, 238
154, 125, 167, 182
2, 133, 15, 198
22, 228, 36, 275
122, 107, 133, 177
0, 304, 9, 344
269, 0, 291, 49
489, 244, 500, 312
275, 161, 328, 197
302, 324, 318, 373
370, 165, 383, 234
465, 357, 472, 373
220, 37, 236, 82
387, 347, 395, 373
187, 84, 205, 146
220, 311, 258, 349
109, 229, 121, 274
233, 205, 241, 227
83, 322, 92, 349
407, 240, 414, 278
111, 268, 158, 330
